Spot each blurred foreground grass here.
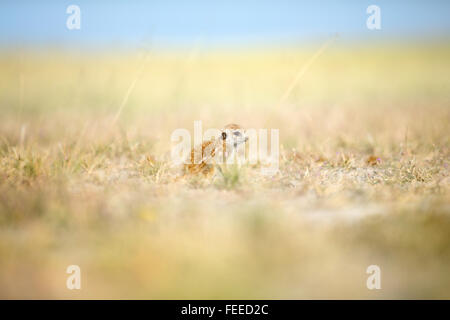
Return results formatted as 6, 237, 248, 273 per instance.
0, 44, 449, 298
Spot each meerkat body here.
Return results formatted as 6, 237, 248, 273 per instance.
184, 123, 248, 177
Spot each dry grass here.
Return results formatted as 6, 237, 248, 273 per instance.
0, 44, 449, 298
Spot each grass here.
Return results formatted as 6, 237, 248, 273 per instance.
0, 44, 449, 298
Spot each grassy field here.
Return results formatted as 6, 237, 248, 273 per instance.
0, 44, 449, 298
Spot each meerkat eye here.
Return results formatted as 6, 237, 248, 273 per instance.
233, 131, 241, 137
222, 132, 227, 140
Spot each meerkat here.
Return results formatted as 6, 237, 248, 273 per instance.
184, 123, 248, 177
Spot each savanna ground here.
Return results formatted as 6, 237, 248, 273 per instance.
0, 43, 449, 299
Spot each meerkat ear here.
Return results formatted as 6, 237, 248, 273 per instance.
222, 132, 227, 140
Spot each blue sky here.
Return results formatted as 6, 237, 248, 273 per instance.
1, 0, 449, 49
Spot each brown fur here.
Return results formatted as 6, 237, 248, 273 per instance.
184, 124, 244, 176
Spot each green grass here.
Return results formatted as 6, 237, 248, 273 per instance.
0, 44, 449, 298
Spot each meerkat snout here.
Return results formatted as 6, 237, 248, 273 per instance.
221, 124, 248, 151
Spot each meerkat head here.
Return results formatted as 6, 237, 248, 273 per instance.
221, 123, 249, 151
